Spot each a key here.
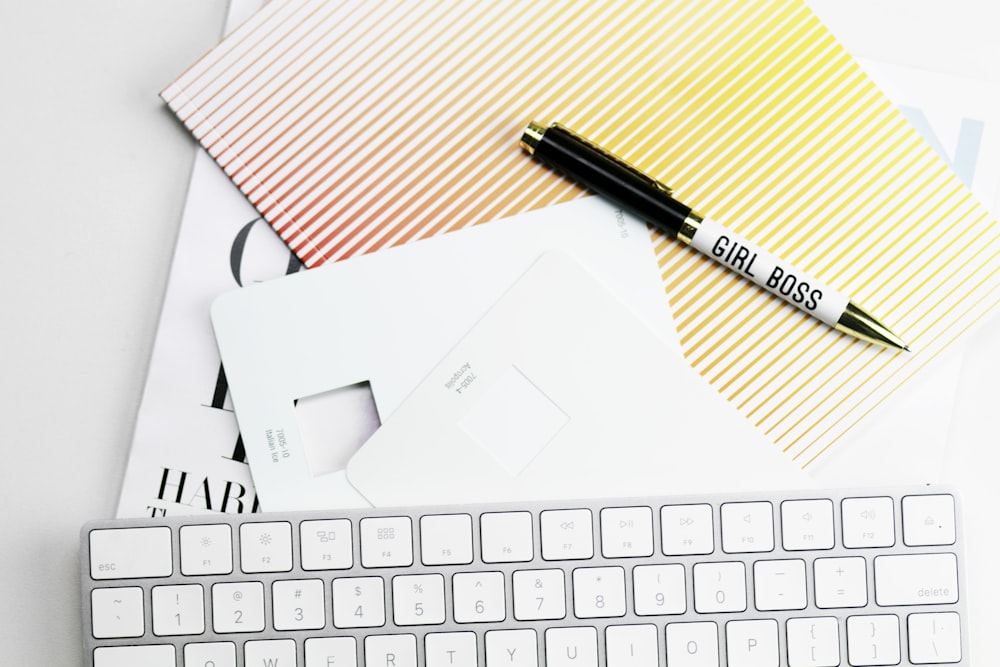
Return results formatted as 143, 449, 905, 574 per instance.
721, 501, 774, 554
151, 583, 205, 636
665, 621, 719, 667
481, 511, 534, 563
273, 578, 326, 630
453, 571, 506, 623
300, 518, 354, 570
245, 639, 296, 667
305, 637, 357, 667
814, 556, 867, 608
239, 521, 292, 573
573, 566, 626, 618
693, 561, 747, 613
421, 513, 473, 565
93, 645, 174, 667
366, 634, 417, 667
660, 504, 714, 555
786, 617, 840, 667
513, 569, 566, 621
726, 619, 779, 667
633, 564, 686, 615
180, 524, 233, 575
606, 624, 658, 667
540, 509, 593, 560
332, 576, 385, 628
753, 559, 807, 611
393, 573, 446, 625
546, 627, 598, 667
600, 506, 653, 558
212, 581, 265, 633
486, 629, 537, 667
874, 553, 958, 606
89, 527, 172, 580
425, 632, 477, 667
184, 642, 237, 667
846, 614, 900, 666
781, 499, 834, 550
360, 516, 413, 568
91, 587, 144, 639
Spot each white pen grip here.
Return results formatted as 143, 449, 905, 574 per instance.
688, 217, 849, 326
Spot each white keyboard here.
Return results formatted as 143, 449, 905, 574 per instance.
80, 487, 968, 666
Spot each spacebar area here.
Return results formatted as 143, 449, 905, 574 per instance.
874, 553, 959, 606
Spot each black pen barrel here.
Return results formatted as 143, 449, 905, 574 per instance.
527, 124, 691, 237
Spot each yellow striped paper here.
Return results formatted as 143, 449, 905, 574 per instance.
163, 0, 1000, 466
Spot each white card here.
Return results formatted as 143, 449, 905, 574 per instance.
346, 251, 810, 506
212, 198, 683, 510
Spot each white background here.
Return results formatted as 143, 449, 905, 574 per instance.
1, 1, 998, 664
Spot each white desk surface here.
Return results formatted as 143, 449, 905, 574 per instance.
1, 1, 997, 663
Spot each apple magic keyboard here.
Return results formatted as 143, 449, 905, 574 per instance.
80, 486, 968, 666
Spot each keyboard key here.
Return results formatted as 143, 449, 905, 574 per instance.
93, 645, 174, 667
421, 513, 473, 565
726, 619, 779, 667
902, 494, 956, 546
721, 501, 774, 553
180, 524, 233, 575
665, 621, 718, 667
481, 511, 534, 563
841, 496, 895, 548
300, 518, 353, 570
753, 559, 806, 611
573, 566, 626, 618
361, 516, 413, 567
546, 626, 597, 667
89, 527, 172, 580
513, 569, 566, 621
245, 639, 296, 667
600, 506, 653, 558
541, 509, 593, 560
239, 521, 292, 573
907, 611, 962, 664
846, 614, 900, 666
660, 504, 713, 555
91, 587, 144, 638
212, 581, 265, 633
874, 553, 959, 606
366, 634, 417, 667
693, 562, 746, 613
305, 636, 357, 667
781, 499, 834, 551
454, 571, 506, 623
273, 578, 326, 630
606, 624, 658, 667
151, 583, 204, 636
184, 642, 236, 667
814, 556, 867, 608
633, 564, 686, 615
486, 629, 537, 667
425, 632, 477, 667
786, 616, 840, 667
393, 573, 446, 625
332, 576, 385, 628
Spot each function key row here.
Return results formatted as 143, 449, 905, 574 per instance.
89, 494, 956, 579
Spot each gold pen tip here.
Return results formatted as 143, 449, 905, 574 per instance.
519, 121, 546, 154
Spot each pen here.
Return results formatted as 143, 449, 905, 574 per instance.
520, 122, 908, 351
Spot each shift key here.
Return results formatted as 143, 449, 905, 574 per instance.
874, 553, 958, 606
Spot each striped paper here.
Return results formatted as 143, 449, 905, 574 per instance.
163, 0, 1000, 467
